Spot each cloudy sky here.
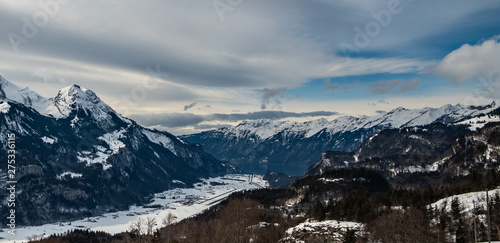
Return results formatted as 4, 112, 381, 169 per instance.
1, 0, 500, 134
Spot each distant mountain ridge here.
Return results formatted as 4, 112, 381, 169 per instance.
0, 76, 235, 226
182, 101, 500, 174
304, 120, 500, 187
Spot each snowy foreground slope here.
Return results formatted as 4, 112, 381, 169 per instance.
0, 175, 267, 242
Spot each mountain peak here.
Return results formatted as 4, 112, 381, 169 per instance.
0, 75, 16, 95
390, 106, 409, 113
0, 76, 51, 111
57, 84, 92, 99
52, 84, 104, 118
237, 119, 274, 128
50, 84, 125, 124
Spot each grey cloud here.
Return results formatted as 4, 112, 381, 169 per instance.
184, 102, 198, 111
369, 79, 402, 95
369, 79, 420, 95
323, 80, 360, 92
131, 110, 340, 128
259, 88, 288, 110
323, 83, 340, 92
208, 110, 339, 121
130, 113, 204, 128
4, 0, 489, 94
376, 110, 387, 114
193, 124, 234, 130
399, 79, 420, 93
2, 0, 499, 115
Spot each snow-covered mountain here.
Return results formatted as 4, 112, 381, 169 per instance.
304, 118, 500, 188
0, 75, 132, 127
0, 76, 235, 226
182, 101, 500, 175
0, 75, 53, 113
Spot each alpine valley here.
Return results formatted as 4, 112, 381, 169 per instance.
0, 76, 236, 226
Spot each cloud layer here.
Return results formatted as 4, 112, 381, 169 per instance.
0, 0, 499, 133
130, 110, 340, 128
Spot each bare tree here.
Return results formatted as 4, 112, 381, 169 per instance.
219, 198, 261, 243
129, 217, 145, 235
146, 216, 157, 236
368, 208, 436, 243
162, 212, 176, 227
26, 234, 44, 241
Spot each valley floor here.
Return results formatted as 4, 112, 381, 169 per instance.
0, 174, 267, 243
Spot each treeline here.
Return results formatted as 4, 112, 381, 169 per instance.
307, 169, 500, 242
32, 169, 500, 242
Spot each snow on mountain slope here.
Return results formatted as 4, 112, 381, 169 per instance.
77, 147, 114, 170
98, 128, 127, 154
41, 136, 57, 144
213, 102, 499, 142
0, 77, 236, 226
0, 76, 132, 126
229, 119, 284, 140
429, 188, 500, 216
0, 75, 52, 113
56, 172, 83, 180
183, 101, 499, 174
48, 84, 132, 127
142, 128, 178, 156
456, 113, 500, 131
0, 102, 10, 113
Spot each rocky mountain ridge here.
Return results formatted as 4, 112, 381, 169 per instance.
182, 100, 500, 174
0, 76, 235, 226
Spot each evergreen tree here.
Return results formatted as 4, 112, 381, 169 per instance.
342, 229, 356, 243
451, 197, 462, 222
455, 218, 467, 243
311, 200, 326, 221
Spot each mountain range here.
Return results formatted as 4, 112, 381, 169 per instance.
182, 101, 500, 175
0, 76, 235, 226
2, 74, 500, 227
